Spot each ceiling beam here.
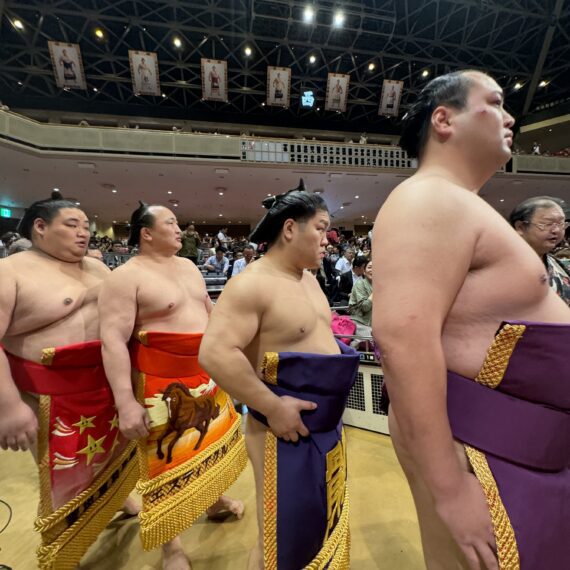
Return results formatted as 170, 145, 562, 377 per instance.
522, 0, 565, 115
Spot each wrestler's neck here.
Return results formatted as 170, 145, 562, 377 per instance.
138, 245, 179, 264
262, 247, 305, 280
417, 146, 501, 192
30, 245, 84, 266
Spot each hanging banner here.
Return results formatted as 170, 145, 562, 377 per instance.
129, 50, 161, 96
201, 59, 228, 102
266, 66, 291, 108
325, 73, 350, 112
48, 41, 87, 90
379, 79, 404, 117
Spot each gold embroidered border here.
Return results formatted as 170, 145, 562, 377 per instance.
475, 324, 526, 388
38, 394, 54, 518
465, 446, 520, 570
304, 488, 351, 570
137, 330, 149, 346
41, 347, 56, 366
135, 371, 150, 481
35, 447, 138, 570
261, 352, 279, 385
138, 430, 247, 550
263, 431, 278, 570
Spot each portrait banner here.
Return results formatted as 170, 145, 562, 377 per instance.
378, 79, 404, 117
266, 66, 291, 108
325, 73, 350, 112
129, 50, 161, 96
201, 59, 228, 102
48, 41, 87, 90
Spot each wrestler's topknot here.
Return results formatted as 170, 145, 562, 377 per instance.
18, 190, 81, 240
128, 201, 157, 247
399, 70, 479, 160
250, 179, 328, 247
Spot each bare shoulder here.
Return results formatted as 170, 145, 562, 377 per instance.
217, 265, 268, 310
302, 270, 321, 290
176, 256, 204, 278
101, 258, 139, 290
82, 256, 111, 278
0, 255, 18, 282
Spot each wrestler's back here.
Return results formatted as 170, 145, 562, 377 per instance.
237, 259, 340, 373
114, 255, 209, 335
1, 251, 109, 362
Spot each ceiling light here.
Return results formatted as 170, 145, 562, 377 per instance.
354, 195, 359, 199
75, 201, 81, 205
17, 81, 22, 86
112, 189, 117, 193
421, 69, 430, 78
94, 214, 98, 218
95, 28, 104, 39
539, 80, 548, 88
113, 220, 117, 223
219, 191, 224, 196
361, 215, 365, 218
219, 213, 223, 217
500, 199, 505, 202
162, 93, 166, 98
333, 11, 345, 27
93, 87, 98, 92
173, 203, 178, 207
340, 206, 344, 209
173, 36, 182, 48
303, 6, 315, 23
267, 193, 272, 196
244, 46, 252, 56
167, 191, 172, 194
368, 62, 376, 71
261, 102, 266, 106
309, 54, 316, 64
13, 19, 24, 30
53, 187, 60, 192
514, 82, 523, 90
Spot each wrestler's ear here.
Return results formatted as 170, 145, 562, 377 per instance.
282, 218, 296, 242
140, 226, 153, 243
33, 217, 48, 238
431, 105, 454, 140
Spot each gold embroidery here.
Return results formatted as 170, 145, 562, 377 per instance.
261, 352, 279, 385
475, 324, 526, 388
263, 431, 278, 570
324, 432, 347, 541
138, 330, 149, 345
41, 347, 56, 366
465, 446, 520, 570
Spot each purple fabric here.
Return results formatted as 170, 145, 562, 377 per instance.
448, 321, 570, 569
250, 340, 359, 569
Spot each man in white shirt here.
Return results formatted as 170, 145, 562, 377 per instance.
231, 245, 255, 277
204, 247, 229, 275
335, 248, 355, 275
217, 227, 229, 247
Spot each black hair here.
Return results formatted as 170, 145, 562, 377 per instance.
128, 201, 156, 247
1, 231, 20, 247
353, 256, 369, 269
215, 246, 226, 254
509, 196, 566, 227
249, 179, 329, 246
18, 191, 81, 240
399, 70, 479, 159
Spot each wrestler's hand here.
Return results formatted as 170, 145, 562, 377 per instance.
117, 400, 150, 440
435, 473, 499, 570
0, 399, 38, 452
266, 395, 317, 443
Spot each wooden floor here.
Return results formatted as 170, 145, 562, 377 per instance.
0, 426, 423, 569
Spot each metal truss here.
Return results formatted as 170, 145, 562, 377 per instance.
0, 0, 567, 134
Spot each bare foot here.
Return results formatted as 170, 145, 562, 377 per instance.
162, 536, 191, 570
206, 495, 245, 521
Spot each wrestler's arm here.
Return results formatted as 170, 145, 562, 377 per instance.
0, 260, 38, 450
99, 267, 149, 439
372, 184, 497, 569
199, 275, 316, 442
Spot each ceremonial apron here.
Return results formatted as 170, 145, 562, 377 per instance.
249, 341, 359, 570
6, 341, 138, 570
130, 331, 247, 550
447, 322, 570, 569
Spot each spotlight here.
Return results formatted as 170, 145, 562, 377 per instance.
368, 62, 376, 71
244, 46, 252, 56
173, 36, 182, 48
93, 87, 98, 92
514, 82, 523, 90
539, 80, 548, 88
304, 6, 315, 23
421, 69, 430, 78
309, 54, 316, 64
12, 19, 24, 30
333, 11, 345, 27
95, 28, 104, 39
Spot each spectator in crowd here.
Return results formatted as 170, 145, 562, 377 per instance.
86, 247, 104, 261
1, 231, 20, 250
328, 244, 340, 264
339, 255, 368, 301
204, 246, 229, 275
335, 247, 355, 275
348, 259, 373, 347
510, 196, 570, 305
7, 237, 32, 255
531, 141, 541, 155
217, 226, 229, 247
231, 245, 255, 277
111, 240, 128, 254
179, 223, 201, 264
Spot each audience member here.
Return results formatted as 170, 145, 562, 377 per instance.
204, 246, 229, 275
348, 259, 373, 346
231, 245, 255, 277
339, 255, 368, 301
335, 247, 355, 275
179, 223, 201, 264
7, 237, 32, 255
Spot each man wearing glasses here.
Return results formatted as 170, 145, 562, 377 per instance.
510, 196, 570, 305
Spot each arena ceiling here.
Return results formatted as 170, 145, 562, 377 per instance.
0, 0, 569, 135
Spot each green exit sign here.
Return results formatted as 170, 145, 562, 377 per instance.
0, 208, 12, 218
